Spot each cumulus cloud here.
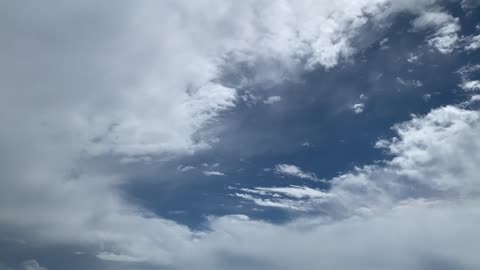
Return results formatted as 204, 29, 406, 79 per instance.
274, 164, 322, 182
183, 105, 480, 270
460, 80, 480, 91
235, 106, 480, 215
412, 10, 461, 53
7, 104, 476, 270
2, 1, 479, 270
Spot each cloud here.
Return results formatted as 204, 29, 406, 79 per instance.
234, 193, 304, 210
203, 171, 225, 176
210, 105, 480, 270
461, 0, 480, 9
263, 96, 282, 105
407, 53, 420, 63
460, 80, 480, 91
470, 95, 480, 103
301, 141, 312, 147
412, 10, 461, 53
465, 34, 480, 51
274, 164, 322, 182
396, 77, 423, 88
457, 64, 480, 92
2, 1, 478, 270
15, 260, 47, 270
96, 252, 145, 263
177, 165, 196, 173
235, 105, 480, 216
352, 103, 365, 114
233, 185, 332, 211
2, 99, 480, 270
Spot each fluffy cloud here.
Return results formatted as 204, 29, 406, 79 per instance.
1, 1, 478, 270
217, 105, 480, 270
242, 106, 480, 214
460, 80, 480, 91
465, 34, 480, 51
412, 10, 461, 53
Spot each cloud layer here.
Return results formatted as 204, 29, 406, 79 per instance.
1, 1, 480, 270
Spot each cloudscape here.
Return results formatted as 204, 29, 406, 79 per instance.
1, 1, 480, 269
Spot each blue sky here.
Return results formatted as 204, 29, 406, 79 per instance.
1, 1, 480, 270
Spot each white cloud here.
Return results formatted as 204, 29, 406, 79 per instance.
203, 171, 225, 176
233, 186, 331, 211
2, 1, 479, 270
234, 193, 303, 210
412, 11, 461, 53
470, 95, 480, 102
177, 165, 196, 173
460, 80, 480, 91
263, 96, 282, 105
465, 34, 480, 51
457, 64, 480, 92
274, 164, 322, 182
2, 104, 480, 270
407, 53, 420, 63
252, 186, 331, 199
352, 103, 365, 114
236, 106, 480, 217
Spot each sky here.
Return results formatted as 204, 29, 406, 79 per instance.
1, 1, 480, 270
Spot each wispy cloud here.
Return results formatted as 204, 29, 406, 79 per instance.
203, 171, 225, 176
263, 96, 282, 105
274, 164, 322, 182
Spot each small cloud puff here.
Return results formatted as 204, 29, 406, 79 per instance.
301, 141, 312, 147
263, 96, 282, 105
352, 103, 365, 114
